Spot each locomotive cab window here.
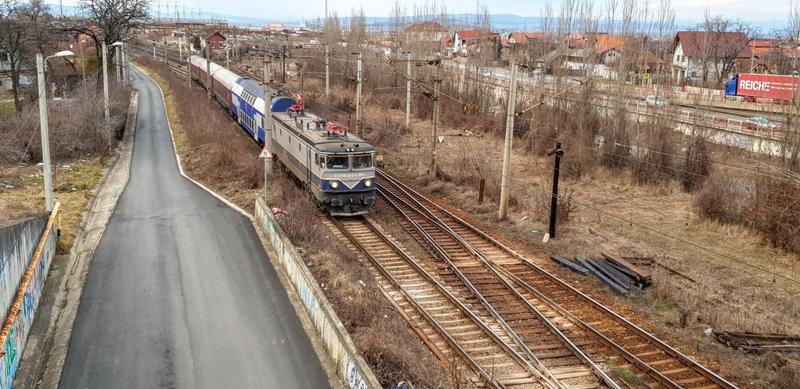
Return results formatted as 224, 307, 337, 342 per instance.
352, 154, 372, 169
314, 153, 320, 166
326, 156, 348, 169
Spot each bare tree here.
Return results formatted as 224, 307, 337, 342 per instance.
61, 0, 149, 63
346, 6, 366, 50
789, 0, 800, 71
604, 0, 618, 35
0, 0, 53, 112
697, 12, 750, 85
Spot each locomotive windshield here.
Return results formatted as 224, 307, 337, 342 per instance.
352, 154, 372, 169
326, 156, 348, 169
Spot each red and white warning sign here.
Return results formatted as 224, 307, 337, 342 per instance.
259, 146, 273, 159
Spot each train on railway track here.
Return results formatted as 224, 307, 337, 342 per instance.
188, 55, 376, 216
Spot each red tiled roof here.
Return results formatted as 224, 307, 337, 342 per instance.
406, 21, 447, 33
457, 30, 480, 40
206, 31, 226, 41
457, 30, 500, 42
674, 31, 748, 57
509, 32, 545, 44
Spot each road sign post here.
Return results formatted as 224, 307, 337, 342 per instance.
260, 147, 272, 204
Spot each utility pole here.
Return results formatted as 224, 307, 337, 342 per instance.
263, 60, 272, 204
78, 38, 86, 84
205, 45, 211, 99
187, 53, 192, 89
498, 60, 518, 220
121, 42, 128, 82
355, 52, 363, 137
324, 44, 330, 97
178, 38, 183, 62
36, 54, 53, 212
405, 51, 412, 128
548, 142, 564, 239
429, 59, 441, 180
164, 34, 168, 63
152, 43, 156, 60
281, 44, 287, 83
115, 47, 121, 82
226, 47, 230, 69
102, 41, 110, 121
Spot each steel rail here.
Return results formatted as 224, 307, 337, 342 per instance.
331, 217, 506, 388
376, 168, 738, 389
379, 179, 618, 389
375, 192, 562, 389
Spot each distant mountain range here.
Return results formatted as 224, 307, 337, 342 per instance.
46, 4, 786, 34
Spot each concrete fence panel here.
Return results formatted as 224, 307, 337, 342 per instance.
0, 204, 60, 389
254, 198, 380, 389
0, 215, 47, 318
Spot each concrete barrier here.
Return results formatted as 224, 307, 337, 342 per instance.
254, 198, 380, 389
0, 215, 47, 318
0, 203, 60, 389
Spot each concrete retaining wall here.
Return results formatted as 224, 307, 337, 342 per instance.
0, 207, 58, 389
0, 216, 47, 319
254, 198, 380, 389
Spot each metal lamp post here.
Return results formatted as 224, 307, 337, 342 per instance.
36, 50, 74, 212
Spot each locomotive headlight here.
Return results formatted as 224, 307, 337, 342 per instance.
364, 179, 373, 187
330, 181, 339, 189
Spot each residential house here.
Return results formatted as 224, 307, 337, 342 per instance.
206, 32, 226, 50
265, 23, 285, 33
735, 39, 800, 74
405, 21, 447, 41
671, 31, 748, 84
536, 33, 664, 80
508, 32, 546, 47
453, 30, 500, 56
404, 21, 448, 54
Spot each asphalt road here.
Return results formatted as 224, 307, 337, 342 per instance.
60, 67, 329, 388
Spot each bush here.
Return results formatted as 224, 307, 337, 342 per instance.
745, 178, 800, 253
631, 118, 675, 186
0, 79, 129, 164
694, 175, 750, 225
682, 132, 712, 192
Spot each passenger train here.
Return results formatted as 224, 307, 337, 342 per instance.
189, 55, 376, 216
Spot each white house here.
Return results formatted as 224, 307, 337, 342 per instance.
671, 31, 748, 83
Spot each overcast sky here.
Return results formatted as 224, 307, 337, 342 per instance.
60, 0, 790, 25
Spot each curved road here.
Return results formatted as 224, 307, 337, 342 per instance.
60, 67, 329, 388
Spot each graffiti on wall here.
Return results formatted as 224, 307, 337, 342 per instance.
0, 226, 55, 389
346, 359, 368, 389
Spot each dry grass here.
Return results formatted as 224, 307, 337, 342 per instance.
135, 57, 263, 213
290, 73, 800, 387
0, 159, 105, 253
136, 57, 451, 388
0, 78, 128, 253
269, 177, 452, 388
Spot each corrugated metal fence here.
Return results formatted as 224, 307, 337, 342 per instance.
0, 203, 60, 389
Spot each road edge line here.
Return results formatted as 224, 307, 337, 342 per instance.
19, 89, 141, 389
133, 64, 253, 219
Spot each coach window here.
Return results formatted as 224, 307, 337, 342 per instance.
326, 155, 348, 170
352, 154, 372, 169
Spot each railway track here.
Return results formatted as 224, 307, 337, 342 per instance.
330, 217, 611, 389
374, 170, 738, 389
330, 218, 539, 388
129, 40, 736, 388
